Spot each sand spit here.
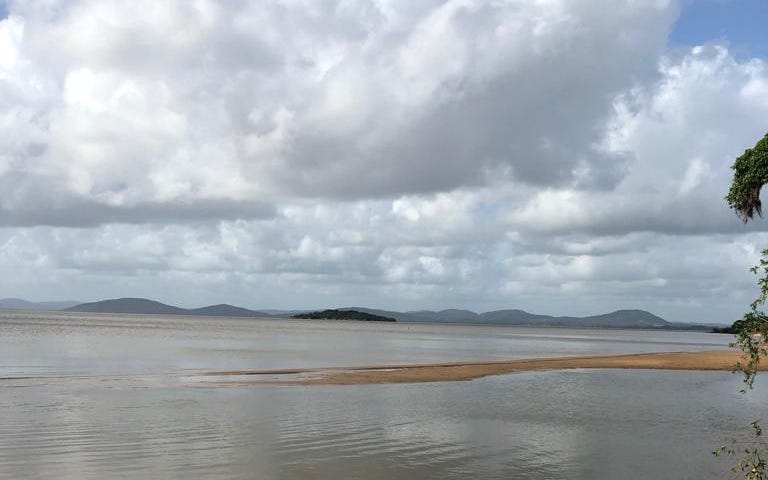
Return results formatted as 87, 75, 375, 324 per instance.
193, 349, 754, 386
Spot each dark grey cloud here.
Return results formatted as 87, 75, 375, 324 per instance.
0, 172, 276, 227
0, 197, 277, 227
262, 1, 678, 197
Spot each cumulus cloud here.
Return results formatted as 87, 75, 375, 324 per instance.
0, 0, 681, 226
1, 0, 767, 323
506, 45, 768, 237
0, 203, 762, 321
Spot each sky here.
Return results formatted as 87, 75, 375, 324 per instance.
0, 0, 767, 323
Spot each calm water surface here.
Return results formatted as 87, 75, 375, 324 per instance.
0, 310, 764, 479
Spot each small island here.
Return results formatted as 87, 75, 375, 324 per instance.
292, 309, 397, 322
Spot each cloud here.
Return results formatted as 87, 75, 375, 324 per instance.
0, 0, 681, 226
0, 187, 277, 227
0, 202, 761, 321
1, 0, 768, 323
506, 45, 768, 237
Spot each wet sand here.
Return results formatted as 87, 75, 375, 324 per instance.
195, 349, 755, 386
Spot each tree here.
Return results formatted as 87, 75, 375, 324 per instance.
727, 133, 768, 223
726, 133, 768, 390
717, 132, 768, 479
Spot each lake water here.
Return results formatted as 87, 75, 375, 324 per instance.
0, 310, 764, 479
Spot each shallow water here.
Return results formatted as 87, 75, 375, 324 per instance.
0, 310, 763, 479
0, 310, 731, 377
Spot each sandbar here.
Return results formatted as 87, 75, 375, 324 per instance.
194, 349, 757, 386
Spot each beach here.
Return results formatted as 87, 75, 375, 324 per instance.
196, 349, 752, 386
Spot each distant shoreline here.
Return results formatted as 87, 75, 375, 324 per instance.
0, 297, 723, 330
0, 308, 724, 332
192, 350, 751, 386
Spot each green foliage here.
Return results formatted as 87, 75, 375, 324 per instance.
727, 133, 768, 222
713, 324, 738, 334
722, 132, 768, 479
292, 309, 397, 322
714, 421, 767, 480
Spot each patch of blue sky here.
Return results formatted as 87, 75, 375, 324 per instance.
670, 0, 768, 60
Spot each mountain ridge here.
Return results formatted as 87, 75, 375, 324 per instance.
338, 307, 711, 330
0, 298, 81, 311
1, 296, 716, 329
65, 298, 269, 318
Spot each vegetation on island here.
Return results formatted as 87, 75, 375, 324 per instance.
292, 309, 397, 322
712, 319, 747, 334
715, 132, 768, 479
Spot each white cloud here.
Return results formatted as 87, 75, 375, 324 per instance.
677, 157, 712, 196
2, 0, 768, 323
506, 45, 768, 237
0, 0, 681, 226
0, 15, 22, 73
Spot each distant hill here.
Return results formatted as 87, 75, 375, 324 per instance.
258, 309, 311, 316
292, 309, 397, 322
339, 307, 710, 330
189, 304, 267, 317
66, 298, 188, 315
408, 309, 479, 322
478, 309, 551, 324
16, 296, 716, 330
474, 308, 670, 328
65, 298, 269, 318
0, 298, 81, 311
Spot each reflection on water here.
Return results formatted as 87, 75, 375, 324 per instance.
0, 311, 761, 479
